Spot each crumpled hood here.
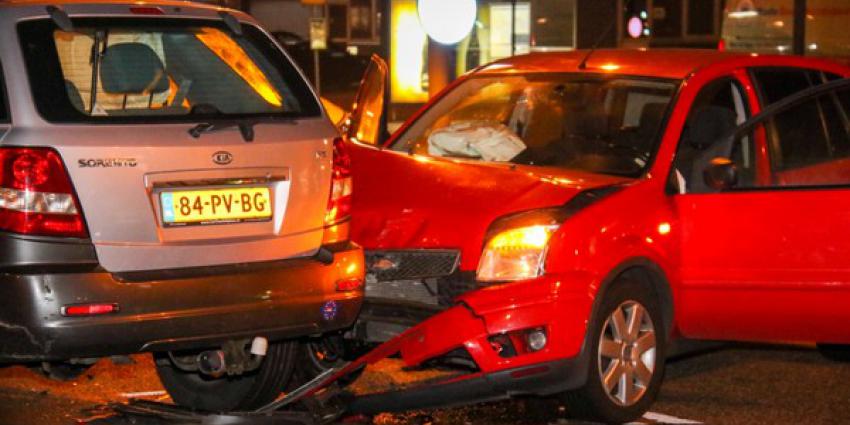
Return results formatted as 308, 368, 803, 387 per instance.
350, 147, 630, 271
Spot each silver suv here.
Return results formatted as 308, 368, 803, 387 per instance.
0, 0, 363, 411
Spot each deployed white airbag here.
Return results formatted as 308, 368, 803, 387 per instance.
428, 122, 526, 162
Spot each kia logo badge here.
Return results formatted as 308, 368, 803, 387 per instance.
212, 151, 233, 165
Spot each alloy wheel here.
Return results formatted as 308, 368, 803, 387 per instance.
597, 300, 657, 406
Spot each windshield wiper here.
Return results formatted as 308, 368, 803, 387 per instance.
186, 104, 296, 142
189, 121, 256, 142
88, 29, 108, 114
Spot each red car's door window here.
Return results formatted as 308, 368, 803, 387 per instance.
669, 77, 752, 193
769, 89, 850, 186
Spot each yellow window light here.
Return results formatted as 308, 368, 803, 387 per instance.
390, 0, 428, 103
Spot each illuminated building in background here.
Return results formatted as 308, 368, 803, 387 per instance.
390, 0, 428, 103
384, 0, 734, 106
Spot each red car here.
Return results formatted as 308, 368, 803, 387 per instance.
338, 50, 850, 423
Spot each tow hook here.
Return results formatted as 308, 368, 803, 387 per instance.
197, 350, 226, 377
193, 336, 268, 378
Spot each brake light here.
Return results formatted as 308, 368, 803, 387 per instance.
129, 6, 164, 15
335, 277, 363, 292
61, 303, 118, 316
0, 148, 87, 238
324, 138, 352, 225
718, 38, 726, 51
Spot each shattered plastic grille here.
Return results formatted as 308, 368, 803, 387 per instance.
365, 277, 439, 305
365, 250, 460, 282
365, 273, 478, 308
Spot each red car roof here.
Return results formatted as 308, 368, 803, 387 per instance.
475, 48, 846, 80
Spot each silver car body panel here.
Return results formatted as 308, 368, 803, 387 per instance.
0, 1, 338, 272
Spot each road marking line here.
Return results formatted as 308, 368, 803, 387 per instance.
641, 411, 702, 424
119, 390, 167, 398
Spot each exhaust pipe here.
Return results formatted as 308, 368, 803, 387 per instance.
197, 350, 226, 377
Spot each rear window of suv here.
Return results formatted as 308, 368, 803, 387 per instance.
18, 18, 321, 123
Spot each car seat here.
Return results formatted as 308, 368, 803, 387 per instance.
680, 106, 738, 192
99, 42, 170, 112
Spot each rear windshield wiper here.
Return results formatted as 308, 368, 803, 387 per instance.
186, 104, 296, 142
189, 121, 256, 142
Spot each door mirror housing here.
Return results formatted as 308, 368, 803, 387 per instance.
346, 54, 389, 146
703, 157, 738, 191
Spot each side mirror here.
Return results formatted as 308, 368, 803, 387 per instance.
703, 157, 738, 191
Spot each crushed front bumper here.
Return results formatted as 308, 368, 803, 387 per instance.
303, 274, 596, 413
0, 243, 364, 362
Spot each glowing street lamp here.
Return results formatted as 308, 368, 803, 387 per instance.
417, 0, 477, 45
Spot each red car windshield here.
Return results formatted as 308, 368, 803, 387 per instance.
391, 74, 679, 177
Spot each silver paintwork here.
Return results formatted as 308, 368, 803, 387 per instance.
597, 300, 657, 407
0, 1, 338, 272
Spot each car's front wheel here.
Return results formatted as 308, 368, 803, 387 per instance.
561, 279, 666, 424
154, 341, 297, 412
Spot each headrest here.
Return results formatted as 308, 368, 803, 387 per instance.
686, 106, 737, 149
100, 43, 169, 95
637, 102, 667, 135
65, 80, 85, 111
576, 107, 609, 139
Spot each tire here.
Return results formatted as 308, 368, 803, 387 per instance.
295, 334, 364, 387
817, 343, 850, 362
561, 279, 666, 424
39, 361, 93, 381
155, 341, 297, 412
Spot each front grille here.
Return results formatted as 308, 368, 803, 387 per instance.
365, 249, 460, 282
365, 277, 439, 305
360, 273, 479, 342
365, 272, 478, 307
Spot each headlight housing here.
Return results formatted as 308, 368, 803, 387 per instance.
475, 186, 624, 283
477, 224, 560, 282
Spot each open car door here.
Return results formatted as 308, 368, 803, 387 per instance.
676, 77, 850, 343
345, 54, 389, 146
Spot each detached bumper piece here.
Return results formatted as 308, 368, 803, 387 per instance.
348, 359, 579, 414
103, 367, 349, 424
108, 399, 318, 425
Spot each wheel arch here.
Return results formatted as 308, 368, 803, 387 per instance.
591, 257, 674, 338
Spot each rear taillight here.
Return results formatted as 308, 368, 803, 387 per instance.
718, 38, 726, 51
324, 138, 352, 226
61, 303, 119, 317
0, 147, 87, 238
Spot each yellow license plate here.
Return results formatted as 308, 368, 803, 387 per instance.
160, 187, 272, 226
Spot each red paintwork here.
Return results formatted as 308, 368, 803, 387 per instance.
347, 49, 850, 378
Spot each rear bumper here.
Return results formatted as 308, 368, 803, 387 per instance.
0, 243, 364, 362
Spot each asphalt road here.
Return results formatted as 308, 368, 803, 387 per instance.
0, 343, 848, 425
